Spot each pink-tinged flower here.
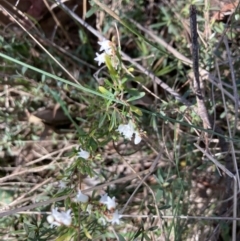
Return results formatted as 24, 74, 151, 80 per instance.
94, 52, 106, 66
73, 189, 89, 203
47, 208, 72, 227
106, 209, 122, 225
116, 120, 142, 145
78, 148, 90, 160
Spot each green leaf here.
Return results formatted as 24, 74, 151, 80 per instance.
127, 89, 145, 102
0, 52, 127, 106
133, 227, 144, 240
148, 226, 158, 231
99, 86, 112, 96
109, 110, 116, 130
99, 113, 107, 128
156, 189, 163, 201
56, 233, 73, 241
83, 226, 92, 239
116, 233, 126, 241
98, 86, 109, 95
120, 77, 128, 85
144, 233, 152, 241
105, 54, 117, 76
88, 137, 98, 151
156, 65, 175, 76
130, 105, 143, 116
159, 204, 171, 210
179, 105, 187, 112
21, 66, 28, 75
85, 5, 98, 18
220, 111, 227, 119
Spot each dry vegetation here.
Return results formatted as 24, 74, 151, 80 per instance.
0, 0, 240, 240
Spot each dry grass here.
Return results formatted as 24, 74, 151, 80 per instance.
0, 0, 239, 240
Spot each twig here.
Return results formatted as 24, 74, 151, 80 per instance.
0, 5, 80, 85
190, 5, 239, 241
56, 0, 192, 107
120, 153, 166, 239
0, 169, 151, 217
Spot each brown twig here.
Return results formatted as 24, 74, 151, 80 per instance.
190, 5, 238, 239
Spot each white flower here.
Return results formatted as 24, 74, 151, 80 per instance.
111, 210, 122, 225
78, 148, 90, 160
47, 208, 72, 227
98, 39, 112, 54
94, 52, 106, 66
106, 209, 122, 225
105, 196, 116, 210
116, 120, 142, 144
117, 121, 135, 140
99, 193, 117, 210
52, 208, 72, 226
73, 189, 89, 203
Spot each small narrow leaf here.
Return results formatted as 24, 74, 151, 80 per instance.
98, 86, 113, 97
130, 105, 142, 116
127, 91, 145, 102
105, 54, 117, 76
116, 233, 126, 241
83, 227, 92, 239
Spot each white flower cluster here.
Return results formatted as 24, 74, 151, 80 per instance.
117, 120, 141, 144
99, 193, 122, 225
47, 191, 122, 228
94, 39, 114, 66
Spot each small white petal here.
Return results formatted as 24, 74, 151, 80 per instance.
61, 209, 72, 226
99, 194, 117, 210
74, 189, 89, 203
111, 210, 122, 225
99, 193, 108, 204
134, 132, 141, 145
51, 208, 72, 227
98, 40, 112, 53
116, 122, 135, 140
117, 120, 142, 144
106, 210, 122, 225
47, 215, 54, 224
94, 52, 106, 66
128, 120, 135, 129
52, 208, 63, 223
106, 196, 116, 210
78, 149, 90, 160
